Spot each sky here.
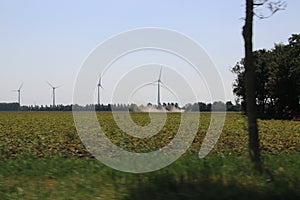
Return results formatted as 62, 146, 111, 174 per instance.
0, 0, 299, 106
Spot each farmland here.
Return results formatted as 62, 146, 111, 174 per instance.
0, 112, 299, 199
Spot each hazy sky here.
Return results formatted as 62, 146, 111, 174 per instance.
0, 0, 299, 106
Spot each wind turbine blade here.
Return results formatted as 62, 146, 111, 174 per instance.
128, 82, 158, 102
98, 79, 102, 87
19, 83, 24, 90
132, 81, 157, 92
46, 81, 54, 88
11, 90, 18, 92
98, 75, 104, 87
159, 66, 163, 80
160, 82, 178, 101
160, 81, 169, 88
55, 85, 63, 89
148, 80, 158, 85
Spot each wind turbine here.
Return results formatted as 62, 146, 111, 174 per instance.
97, 75, 103, 105
157, 67, 163, 106
47, 82, 61, 107
129, 66, 177, 108
12, 83, 24, 105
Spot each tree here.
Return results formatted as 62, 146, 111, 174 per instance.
270, 36, 300, 116
242, 0, 286, 171
232, 34, 300, 119
243, 0, 261, 171
232, 49, 272, 117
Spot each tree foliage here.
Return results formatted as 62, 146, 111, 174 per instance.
232, 34, 300, 119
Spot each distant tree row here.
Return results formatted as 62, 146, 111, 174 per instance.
184, 101, 241, 112
0, 103, 20, 111
232, 34, 300, 119
0, 102, 241, 112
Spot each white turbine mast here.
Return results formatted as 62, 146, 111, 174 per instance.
97, 75, 104, 105
157, 66, 162, 106
47, 81, 61, 106
11, 83, 24, 106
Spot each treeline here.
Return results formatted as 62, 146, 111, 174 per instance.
232, 34, 300, 119
184, 101, 241, 112
0, 103, 73, 111
0, 101, 241, 112
0, 103, 20, 111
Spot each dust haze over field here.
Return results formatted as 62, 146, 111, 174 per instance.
130, 104, 185, 113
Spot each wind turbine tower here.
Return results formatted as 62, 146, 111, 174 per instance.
157, 67, 162, 106
97, 76, 103, 105
12, 83, 23, 106
47, 82, 61, 107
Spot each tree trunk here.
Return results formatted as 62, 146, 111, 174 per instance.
243, 0, 262, 171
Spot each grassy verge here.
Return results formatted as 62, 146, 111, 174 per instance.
0, 153, 299, 200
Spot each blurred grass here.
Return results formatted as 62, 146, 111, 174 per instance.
0, 153, 299, 199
